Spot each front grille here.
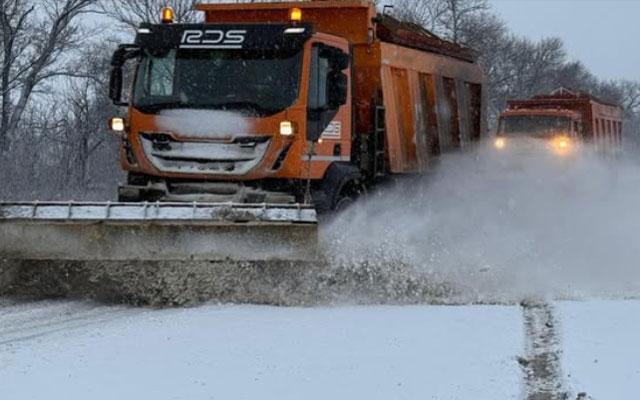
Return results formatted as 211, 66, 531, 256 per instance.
139, 133, 271, 175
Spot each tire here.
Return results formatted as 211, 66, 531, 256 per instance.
316, 163, 364, 215
127, 173, 149, 186
332, 194, 356, 216
117, 186, 141, 202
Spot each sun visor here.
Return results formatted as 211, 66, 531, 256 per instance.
135, 23, 313, 51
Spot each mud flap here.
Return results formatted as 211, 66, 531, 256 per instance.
0, 202, 318, 262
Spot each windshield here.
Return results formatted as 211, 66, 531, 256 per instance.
133, 47, 303, 116
498, 115, 572, 137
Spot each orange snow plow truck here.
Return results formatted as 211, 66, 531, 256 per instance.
0, 1, 485, 263
495, 88, 623, 156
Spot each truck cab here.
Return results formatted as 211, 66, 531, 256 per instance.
494, 88, 623, 157
496, 109, 581, 155
110, 9, 351, 204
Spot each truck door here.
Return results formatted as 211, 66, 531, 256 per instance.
306, 42, 351, 163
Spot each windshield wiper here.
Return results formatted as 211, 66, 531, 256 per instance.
207, 101, 279, 116
135, 100, 192, 114
135, 100, 280, 116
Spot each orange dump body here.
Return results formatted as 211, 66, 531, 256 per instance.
117, 1, 486, 204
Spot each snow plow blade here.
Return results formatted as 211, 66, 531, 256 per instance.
0, 202, 317, 262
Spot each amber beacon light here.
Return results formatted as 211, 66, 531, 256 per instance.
161, 7, 174, 24
290, 8, 302, 22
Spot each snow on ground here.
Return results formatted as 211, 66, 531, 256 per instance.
0, 301, 523, 400
556, 300, 640, 399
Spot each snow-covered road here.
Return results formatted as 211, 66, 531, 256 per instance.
0, 299, 638, 400
557, 301, 640, 399
0, 301, 523, 400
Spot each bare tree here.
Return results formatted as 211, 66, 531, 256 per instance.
436, 0, 490, 44
0, 34, 122, 201
62, 38, 121, 191
99, 0, 295, 29
100, 0, 200, 30
0, 0, 35, 151
615, 80, 640, 115
392, 0, 446, 32
553, 60, 597, 93
0, 0, 98, 151
394, 0, 491, 44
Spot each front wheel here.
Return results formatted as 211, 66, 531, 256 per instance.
313, 163, 365, 217
332, 194, 356, 215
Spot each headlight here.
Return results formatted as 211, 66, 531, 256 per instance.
108, 117, 125, 133
552, 136, 571, 154
494, 137, 506, 149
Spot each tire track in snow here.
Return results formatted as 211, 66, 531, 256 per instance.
0, 300, 136, 346
520, 301, 568, 400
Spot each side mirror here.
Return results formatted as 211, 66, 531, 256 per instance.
109, 44, 139, 107
320, 46, 350, 71
331, 52, 350, 71
109, 67, 126, 106
327, 71, 348, 109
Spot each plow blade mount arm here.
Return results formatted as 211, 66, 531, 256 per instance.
0, 202, 317, 262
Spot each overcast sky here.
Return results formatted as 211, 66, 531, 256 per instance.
490, 0, 640, 82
